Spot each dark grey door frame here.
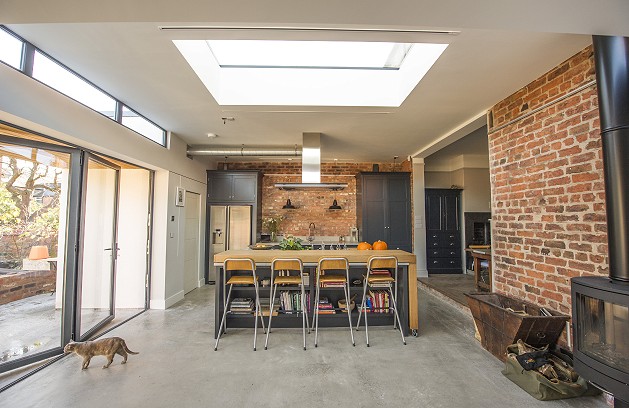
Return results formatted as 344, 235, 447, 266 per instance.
74, 152, 121, 341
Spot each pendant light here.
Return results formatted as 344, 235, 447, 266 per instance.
329, 198, 342, 210
282, 198, 295, 209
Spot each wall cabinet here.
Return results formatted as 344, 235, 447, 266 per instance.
357, 172, 411, 252
425, 188, 462, 274
207, 172, 257, 202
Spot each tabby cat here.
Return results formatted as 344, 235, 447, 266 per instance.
64, 337, 139, 370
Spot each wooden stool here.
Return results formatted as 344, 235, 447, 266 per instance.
264, 258, 310, 350
314, 257, 355, 347
214, 258, 265, 351
356, 256, 406, 346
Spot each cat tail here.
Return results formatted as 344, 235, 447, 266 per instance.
122, 341, 139, 354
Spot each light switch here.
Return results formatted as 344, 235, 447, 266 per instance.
170, 233, 174, 238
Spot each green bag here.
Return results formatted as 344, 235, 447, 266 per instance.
502, 344, 599, 401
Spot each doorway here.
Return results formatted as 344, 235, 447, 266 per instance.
0, 124, 153, 374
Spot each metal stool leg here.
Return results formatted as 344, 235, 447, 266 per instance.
300, 283, 307, 350
314, 281, 320, 347
264, 283, 279, 350
388, 284, 406, 345
344, 281, 355, 346
253, 280, 264, 351
214, 284, 233, 351
356, 278, 369, 331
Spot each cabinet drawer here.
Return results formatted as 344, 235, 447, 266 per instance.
427, 257, 462, 269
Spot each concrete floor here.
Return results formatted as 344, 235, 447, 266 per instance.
0, 285, 607, 408
0, 293, 143, 364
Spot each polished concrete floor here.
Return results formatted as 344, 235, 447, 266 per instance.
0, 284, 606, 408
0, 292, 143, 364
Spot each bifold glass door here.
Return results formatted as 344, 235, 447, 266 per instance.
0, 136, 78, 371
76, 154, 120, 340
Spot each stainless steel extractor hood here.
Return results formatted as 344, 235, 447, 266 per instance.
274, 132, 347, 190
186, 133, 347, 190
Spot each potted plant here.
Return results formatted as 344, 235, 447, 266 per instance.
262, 215, 283, 242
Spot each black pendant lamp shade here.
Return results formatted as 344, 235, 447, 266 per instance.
283, 199, 295, 209
329, 199, 342, 210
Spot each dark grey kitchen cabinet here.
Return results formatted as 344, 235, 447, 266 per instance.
425, 188, 462, 274
357, 172, 411, 252
207, 171, 257, 202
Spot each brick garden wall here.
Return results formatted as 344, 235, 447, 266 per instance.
488, 45, 608, 315
222, 161, 411, 238
0, 269, 56, 305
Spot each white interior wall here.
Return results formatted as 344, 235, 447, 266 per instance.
0, 63, 209, 310
115, 169, 150, 308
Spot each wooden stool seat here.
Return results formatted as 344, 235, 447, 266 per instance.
273, 276, 302, 285
367, 275, 395, 283
319, 275, 347, 283
226, 275, 257, 285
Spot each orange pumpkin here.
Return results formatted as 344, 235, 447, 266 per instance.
372, 240, 388, 250
357, 242, 373, 250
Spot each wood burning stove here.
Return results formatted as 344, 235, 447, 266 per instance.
571, 35, 629, 408
572, 278, 629, 405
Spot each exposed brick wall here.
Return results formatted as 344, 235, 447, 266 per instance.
0, 269, 56, 305
488, 45, 607, 316
222, 161, 411, 238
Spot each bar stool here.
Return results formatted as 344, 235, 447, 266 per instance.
314, 257, 355, 347
214, 258, 265, 351
356, 255, 406, 346
264, 258, 310, 350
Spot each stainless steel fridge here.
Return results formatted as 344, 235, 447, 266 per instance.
209, 205, 252, 282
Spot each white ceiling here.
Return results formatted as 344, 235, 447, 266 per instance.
2, 1, 628, 162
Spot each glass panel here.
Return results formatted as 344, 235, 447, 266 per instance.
0, 28, 23, 69
32, 51, 116, 119
206, 40, 412, 69
578, 294, 629, 374
79, 158, 117, 337
121, 106, 165, 145
0, 142, 71, 363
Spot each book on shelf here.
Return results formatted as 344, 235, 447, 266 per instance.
279, 291, 309, 314
230, 297, 254, 314
316, 296, 336, 314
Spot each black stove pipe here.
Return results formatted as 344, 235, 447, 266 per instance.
593, 36, 629, 283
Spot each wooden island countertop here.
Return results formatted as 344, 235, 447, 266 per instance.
214, 249, 418, 334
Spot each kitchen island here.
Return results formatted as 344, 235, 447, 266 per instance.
213, 249, 418, 338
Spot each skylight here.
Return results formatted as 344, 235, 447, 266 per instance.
206, 40, 411, 69
174, 39, 448, 107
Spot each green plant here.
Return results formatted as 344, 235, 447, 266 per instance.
262, 215, 283, 234
278, 235, 307, 250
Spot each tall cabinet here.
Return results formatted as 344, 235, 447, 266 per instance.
357, 172, 412, 252
205, 170, 261, 283
425, 188, 462, 274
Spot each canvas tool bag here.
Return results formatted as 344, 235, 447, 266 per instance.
502, 343, 598, 401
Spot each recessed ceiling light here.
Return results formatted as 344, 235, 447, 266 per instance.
207, 133, 218, 138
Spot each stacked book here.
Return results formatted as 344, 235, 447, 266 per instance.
258, 297, 280, 317
320, 276, 346, 288
230, 298, 254, 314
368, 269, 393, 288
316, 296, 336, 314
